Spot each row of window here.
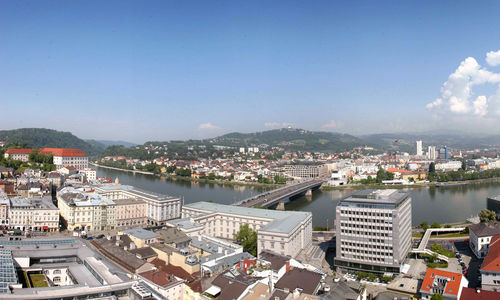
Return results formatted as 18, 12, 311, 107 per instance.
341, 229, 391, 237
341, 222, 392, 231
341, 210, 393, 218
341, 247, 393, 256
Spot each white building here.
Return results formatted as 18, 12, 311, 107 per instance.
416, 140, 423, 156
284, 162, 329, 179
3, 149, 34, 162
469, 222, 500, 258
169, 201, 312, 258
8, 196, 59, 232
335, 189, 412, 273
82, 168, 97, 181
94, 184, 182, 226
41, 148, 89, 170
480, 234, 500, 292
427, 146, 437, 160
435, 161, 462, 172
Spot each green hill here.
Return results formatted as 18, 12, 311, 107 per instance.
214, 128, 369, 152
0, 128, 105, 156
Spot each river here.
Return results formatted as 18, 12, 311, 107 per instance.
96, 166, 500, 228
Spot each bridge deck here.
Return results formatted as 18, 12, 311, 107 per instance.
234, 179, 323, 208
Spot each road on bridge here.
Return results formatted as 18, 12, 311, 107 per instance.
236, 179, 323, 208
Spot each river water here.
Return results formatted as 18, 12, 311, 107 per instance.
96, 166, 500, 228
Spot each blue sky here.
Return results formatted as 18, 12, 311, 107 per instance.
1, 1, 500, 143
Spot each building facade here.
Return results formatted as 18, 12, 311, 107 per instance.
114, 198, 148, 228
57, 187, 116, 231
481, 234, 500, 292
420, 268, 467, 299
469, 222, 500, 258
8, 196, 59, 232
284, 163, 329, 179
40, 148, 88, 170
172, 201, 312, 258
94, 185, 181, 226
3, 149, 34, 162
416, 140, 423, 156
334, 189, 412, 273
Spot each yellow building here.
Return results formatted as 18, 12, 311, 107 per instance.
150, 243, 200, 274
57, 187, 115, 232
119, 228, 159, 248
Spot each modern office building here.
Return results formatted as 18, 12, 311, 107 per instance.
416, 140, 423, 156
439, 146, 450, 160
57, 187, 116, 231
427, 146, 437, 160
334, 189, 412, 273
284, 162, 329, 179
94, 184, 182, 226
170, 201, 312, 258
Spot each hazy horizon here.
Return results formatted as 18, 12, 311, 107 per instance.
2, 1, 500, 143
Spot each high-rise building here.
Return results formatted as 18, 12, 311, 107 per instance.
427, 146, 437, 160
416, 140, 423, 156
439, 146, 449, 160
334, 189, 412, 273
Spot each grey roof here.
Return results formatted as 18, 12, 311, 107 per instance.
323, 281, 360, 300
184, 201, 311, 234
203, 252, 255, 272
342, 189, 410, 206
259, 250, 290, 271
157, 227, 191, 245
274, 268, 322, 295
10, 196, 57, 209
129, 247, 158, 259
167, 218, 204, 230
58, 187, 115, 206
94, 184, 180, 201
375, 291, 412, 300
470, 222, 500, 237
121, 228, 158, 240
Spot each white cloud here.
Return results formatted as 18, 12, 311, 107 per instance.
198, 122, 220, 130
473, 96, 488, 116
426, 53, 500, 117
322, 120, 342, 129
486, 50, 500, 66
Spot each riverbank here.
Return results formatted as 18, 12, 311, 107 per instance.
321, 177, 500, 191
91, 163, 281, 189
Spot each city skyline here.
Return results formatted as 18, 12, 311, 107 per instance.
2, 1, 500, 143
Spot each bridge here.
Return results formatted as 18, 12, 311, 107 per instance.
411, 227, 466, 262
234, 179, 323, 209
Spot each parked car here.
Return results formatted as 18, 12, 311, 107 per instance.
96, 234, 105, 239
86, 236, 94, 240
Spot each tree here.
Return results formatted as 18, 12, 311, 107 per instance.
431, 294, 444, 300
479, 209, 496, 223
431, 222, 441, 228
461, 160, 467, 171
429, 162, 436, 174
421, 221, 429, 231
235, 224, 257, 256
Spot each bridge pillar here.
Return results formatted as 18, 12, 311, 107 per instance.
276, 201, 285, 211
305, 189, 312, 196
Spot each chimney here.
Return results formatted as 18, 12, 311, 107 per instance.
124, 246, 128, 251
130, 242, 136, 250
218, 246, 222, 253
116, 242, 120, 247
106, 235, 111, 240
284, 288, 289, 293
116, 235, 121, 240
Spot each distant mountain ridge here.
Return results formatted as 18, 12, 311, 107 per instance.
0, 128, 105, 156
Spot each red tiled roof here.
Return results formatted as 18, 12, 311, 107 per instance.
139, 269, 178, 288
481, 234, 500, 272
40, 148, 87, 157
5, 149, 36, 154
386, 168, 412, 174
460, 287, 500, 300
421, 268, 463, 296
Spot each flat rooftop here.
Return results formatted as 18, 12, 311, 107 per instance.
341, 189, 410, 206
95, 184, 181, 201
183, 201, 311, 234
